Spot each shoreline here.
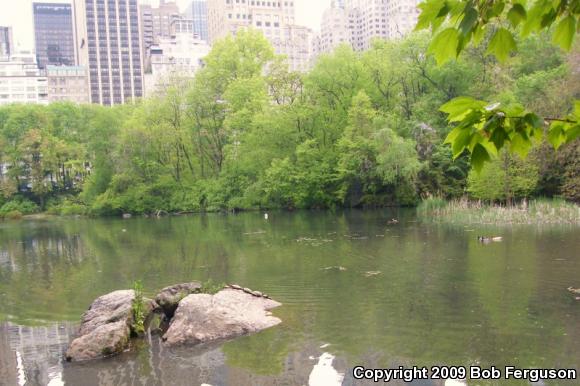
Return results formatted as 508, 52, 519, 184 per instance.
418, 198, 580, 225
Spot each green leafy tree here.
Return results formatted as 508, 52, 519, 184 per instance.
467, 150, 539, 201
417, 0, 580, 169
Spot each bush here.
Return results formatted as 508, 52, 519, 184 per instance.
0, 199, 39, 218
5, 210, 23, 220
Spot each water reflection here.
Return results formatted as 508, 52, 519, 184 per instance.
0, 211, 579, 385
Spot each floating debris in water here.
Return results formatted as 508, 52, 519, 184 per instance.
296, 237, 318, 242
319, 343, 331, 348
296, 237, 333, 246
243, 230, 266, 235
364, 271, 382, 277
322, 266, 346, 271
444, 379, 467, 386
343, 234, 368, 240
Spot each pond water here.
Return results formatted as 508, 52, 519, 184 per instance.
0, 210, 579, 386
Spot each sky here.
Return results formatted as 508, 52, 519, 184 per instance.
0, 0, 330, 52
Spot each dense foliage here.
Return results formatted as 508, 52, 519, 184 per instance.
0, 29, 578, 216
417, 0, 580, 170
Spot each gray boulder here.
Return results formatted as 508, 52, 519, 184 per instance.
155, 282, 202, 318
65, 290, 154, 361
163, 288, 281, 346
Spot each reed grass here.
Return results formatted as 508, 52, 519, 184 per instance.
418, 197, 580, 225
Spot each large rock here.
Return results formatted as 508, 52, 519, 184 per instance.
155, 282, 202, 318
65, 320, 130, 362
66, 290, 154, 361
162, 288, 281, 346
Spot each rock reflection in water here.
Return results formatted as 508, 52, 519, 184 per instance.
1, 321, 449, 386
0, 322, 72, 386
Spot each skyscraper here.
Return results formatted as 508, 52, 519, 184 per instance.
72, 0, 143, 105
33, 3, 76, 68
185, 0, 209, 41
0, 26, 13, 60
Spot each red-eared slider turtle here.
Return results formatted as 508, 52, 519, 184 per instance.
262, 294, 271, 299
252, 291, 263, 297
243, 287, 253, 294
229, 284, 242, 290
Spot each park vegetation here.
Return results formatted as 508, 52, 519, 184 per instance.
0, 27, 578, 217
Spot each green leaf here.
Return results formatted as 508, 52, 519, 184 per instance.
510, 133, 533, 159
459, 6, 479, 35
441, 97, 487, 122
416, 0, 447, 30
479, 138, 498, 158
450, 128, 472, 158
428, 28, 460, 65
523, 113, 543, 129
489, 125, 508, 149
564, 124, 580, 144
470, 143, 491, 173
521, 2, 545, 36
486, 28, 517, 62
552, 15, 577, 51
548, 123, 566, 149
507, 4, 527, 27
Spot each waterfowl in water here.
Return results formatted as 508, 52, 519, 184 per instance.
478, 236, 502, 243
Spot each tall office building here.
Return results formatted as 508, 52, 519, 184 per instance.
72, 0, 143, 105
185, 0, 209, 41
33, 3, 76, 68
0, 27, 13, 60
206, 0, 313, 71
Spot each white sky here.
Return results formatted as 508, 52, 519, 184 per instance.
0, 0, 330, 52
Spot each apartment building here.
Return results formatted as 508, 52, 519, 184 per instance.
46, 65, 89, 103
0, 52, 48, 105
140, 1, 181, 47
315, 1, 350, 54
315, 0, 419, 55
72, 0, 144, 105
385, 0, 420, 38
33, 3, 76, 68
207, 0, 313, 71
145, 32, 210, 95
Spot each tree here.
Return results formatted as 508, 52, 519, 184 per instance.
467, 150, 539, 201
417, 0, 580, 170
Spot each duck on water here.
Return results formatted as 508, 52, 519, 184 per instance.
477, 236, 503, 243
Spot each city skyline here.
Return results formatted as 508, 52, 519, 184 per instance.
0, 0, 330, 52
